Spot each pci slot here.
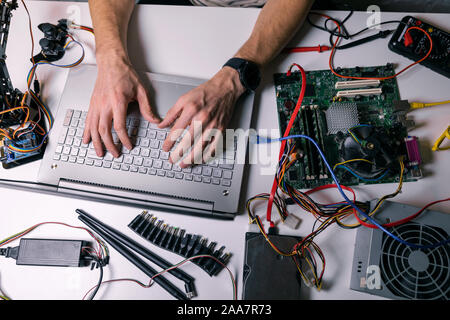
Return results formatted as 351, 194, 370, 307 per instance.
335, 80, 380, 90
336, 88, 382, 98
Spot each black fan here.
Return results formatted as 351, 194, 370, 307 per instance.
380, 222, 450, 300
338, 126, 400, 179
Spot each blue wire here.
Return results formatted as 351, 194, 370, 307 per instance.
256, 134, 450, 249
335, 165, 390, 182
26, 40, 85, 88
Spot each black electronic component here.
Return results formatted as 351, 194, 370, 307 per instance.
1, 128, 47, 169
338, 125, 401, 179
0, 1, 26, 125
304, 84, 316, 97
242, 232, 303, 300
0, 1, 48, 169
128, 211, 231, 277
76, 209, 196, 300
0, 238, 89, 267
388, 16, 450, 78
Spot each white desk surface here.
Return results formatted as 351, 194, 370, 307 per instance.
1, 1, 449, 300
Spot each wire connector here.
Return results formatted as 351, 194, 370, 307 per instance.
283, 213, 302, 230
267, 226, 278, 235
185, 281, 197, 299
248, 133, 276, 145
0, 246, 19, 260
410, 102, 426, 109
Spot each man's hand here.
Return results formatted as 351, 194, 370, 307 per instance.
159, 67, 246, 168
82, 57, 160, 158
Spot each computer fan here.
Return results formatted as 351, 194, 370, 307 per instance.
337, 125, 402, 180
350, 201, 450, 300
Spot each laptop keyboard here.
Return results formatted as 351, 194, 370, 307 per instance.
52, 109, 235, 187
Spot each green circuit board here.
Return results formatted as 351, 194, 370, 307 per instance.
274, 64, 422, 190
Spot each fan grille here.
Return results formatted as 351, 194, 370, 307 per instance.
380, 222, 450, 300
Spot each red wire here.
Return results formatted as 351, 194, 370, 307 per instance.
305, 184, 358, 213
354, 198, 450, 229
266, 64, 307, 227
20, 0, 36, 65
322, 13, 434, 80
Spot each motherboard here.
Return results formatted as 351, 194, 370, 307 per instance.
274, 64, 422, 189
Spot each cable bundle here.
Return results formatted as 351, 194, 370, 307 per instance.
1, 1, 91, 159
247, 54, 450, 289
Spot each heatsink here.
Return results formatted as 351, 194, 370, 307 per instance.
325, 102, 360, 134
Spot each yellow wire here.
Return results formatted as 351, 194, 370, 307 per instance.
332, 157, 405, 228
410, 99, 450, 109
255, 217, 295, 257
369, 157, 404, 216
333, 158, 374, 171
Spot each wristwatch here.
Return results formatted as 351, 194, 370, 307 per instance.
223, 57, 261, 92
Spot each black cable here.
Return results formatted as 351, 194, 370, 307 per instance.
307, 10, 406, 50
78, 215, 188, 301
331, 21, 407, 50
332, 29, 395, 50
88, 255, 104, 300
347, 20, 405, 39
324, 10, 354, 38
307, 11, 354, 39
76, 209, 196, 294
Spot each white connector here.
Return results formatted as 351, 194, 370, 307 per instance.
283, 213, 301, 230
335, 79, 380, 90
247, 222, 260, 233
303, 268, 317, 288
336, 88, 382, 98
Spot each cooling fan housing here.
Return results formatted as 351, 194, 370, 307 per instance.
337, 126, 402, 179
350, 200, 450, 300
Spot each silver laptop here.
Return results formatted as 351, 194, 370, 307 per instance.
36, 64, 255, 218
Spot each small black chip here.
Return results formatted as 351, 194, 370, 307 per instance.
288, 169, 298, 181
362, 70, 378, 77
305, 84, 316, 97
382, 85, 394, 93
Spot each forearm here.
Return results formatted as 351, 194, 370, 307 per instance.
88, 0, 135, 64
235, 0, 314, 67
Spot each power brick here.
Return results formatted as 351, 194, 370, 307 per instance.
1, 238, 89, 267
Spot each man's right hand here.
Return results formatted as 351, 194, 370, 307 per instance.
82, 57, 161, 158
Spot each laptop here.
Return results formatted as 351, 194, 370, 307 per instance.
36, 64, 255, 218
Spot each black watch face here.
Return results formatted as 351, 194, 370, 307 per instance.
242, 62, 261, 91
